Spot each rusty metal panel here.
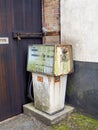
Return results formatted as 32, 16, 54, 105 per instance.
54, 44, 73, 75
27, 44, 73, 76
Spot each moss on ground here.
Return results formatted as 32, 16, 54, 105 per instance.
51, 113, 98, 130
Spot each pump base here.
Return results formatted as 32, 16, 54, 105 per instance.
23, 103, 74, 125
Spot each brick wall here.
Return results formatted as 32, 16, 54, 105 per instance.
42, 0, 60, 44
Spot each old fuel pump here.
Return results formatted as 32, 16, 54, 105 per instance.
27, 44, 73, 115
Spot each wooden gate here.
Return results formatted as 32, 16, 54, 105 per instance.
0, 0, 42, 121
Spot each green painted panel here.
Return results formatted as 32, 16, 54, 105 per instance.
27, 45, 55, 75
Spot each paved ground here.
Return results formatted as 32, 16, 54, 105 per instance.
0, 113, 98, 130
0, 114, 51, 130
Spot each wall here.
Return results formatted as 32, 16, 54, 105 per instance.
61, 0, 98, 118
42, 0, 60, 44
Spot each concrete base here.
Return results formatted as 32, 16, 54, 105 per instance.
23, 103, 74, 125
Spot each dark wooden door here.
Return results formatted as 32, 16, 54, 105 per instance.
0, 0, 42, 121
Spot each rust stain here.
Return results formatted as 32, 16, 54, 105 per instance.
37, 76, 43, 82
47, 76, 51, 87
54, 76, 60, 82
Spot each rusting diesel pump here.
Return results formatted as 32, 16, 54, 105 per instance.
27, 44, 73, 115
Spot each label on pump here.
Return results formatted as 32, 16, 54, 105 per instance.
27, 45, 55, 75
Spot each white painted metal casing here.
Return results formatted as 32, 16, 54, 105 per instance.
32, 73, 67, 114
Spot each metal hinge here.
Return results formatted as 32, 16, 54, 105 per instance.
12, 32, 43, 40
12, 31, 60, 40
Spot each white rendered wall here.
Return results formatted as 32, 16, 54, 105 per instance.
61, 0, 98, 62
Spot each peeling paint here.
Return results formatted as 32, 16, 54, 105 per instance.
32, 73, 67, 114
27, 44, 73, 76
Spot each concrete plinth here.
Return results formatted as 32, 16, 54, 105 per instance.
23, 103, 74, 125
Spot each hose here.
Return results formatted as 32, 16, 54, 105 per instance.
27, 73, 34, 101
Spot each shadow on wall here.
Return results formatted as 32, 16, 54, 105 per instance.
66, 61, 98, 119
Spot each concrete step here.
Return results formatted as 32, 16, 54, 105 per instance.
23, 103, 74, 125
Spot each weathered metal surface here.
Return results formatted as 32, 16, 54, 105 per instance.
12, 31, 60, 40
27, 45, 55, 75
32, 73, 67, 114
54, 44, 73, 75
27, 44, 73, 76
12, 32, 43, 39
